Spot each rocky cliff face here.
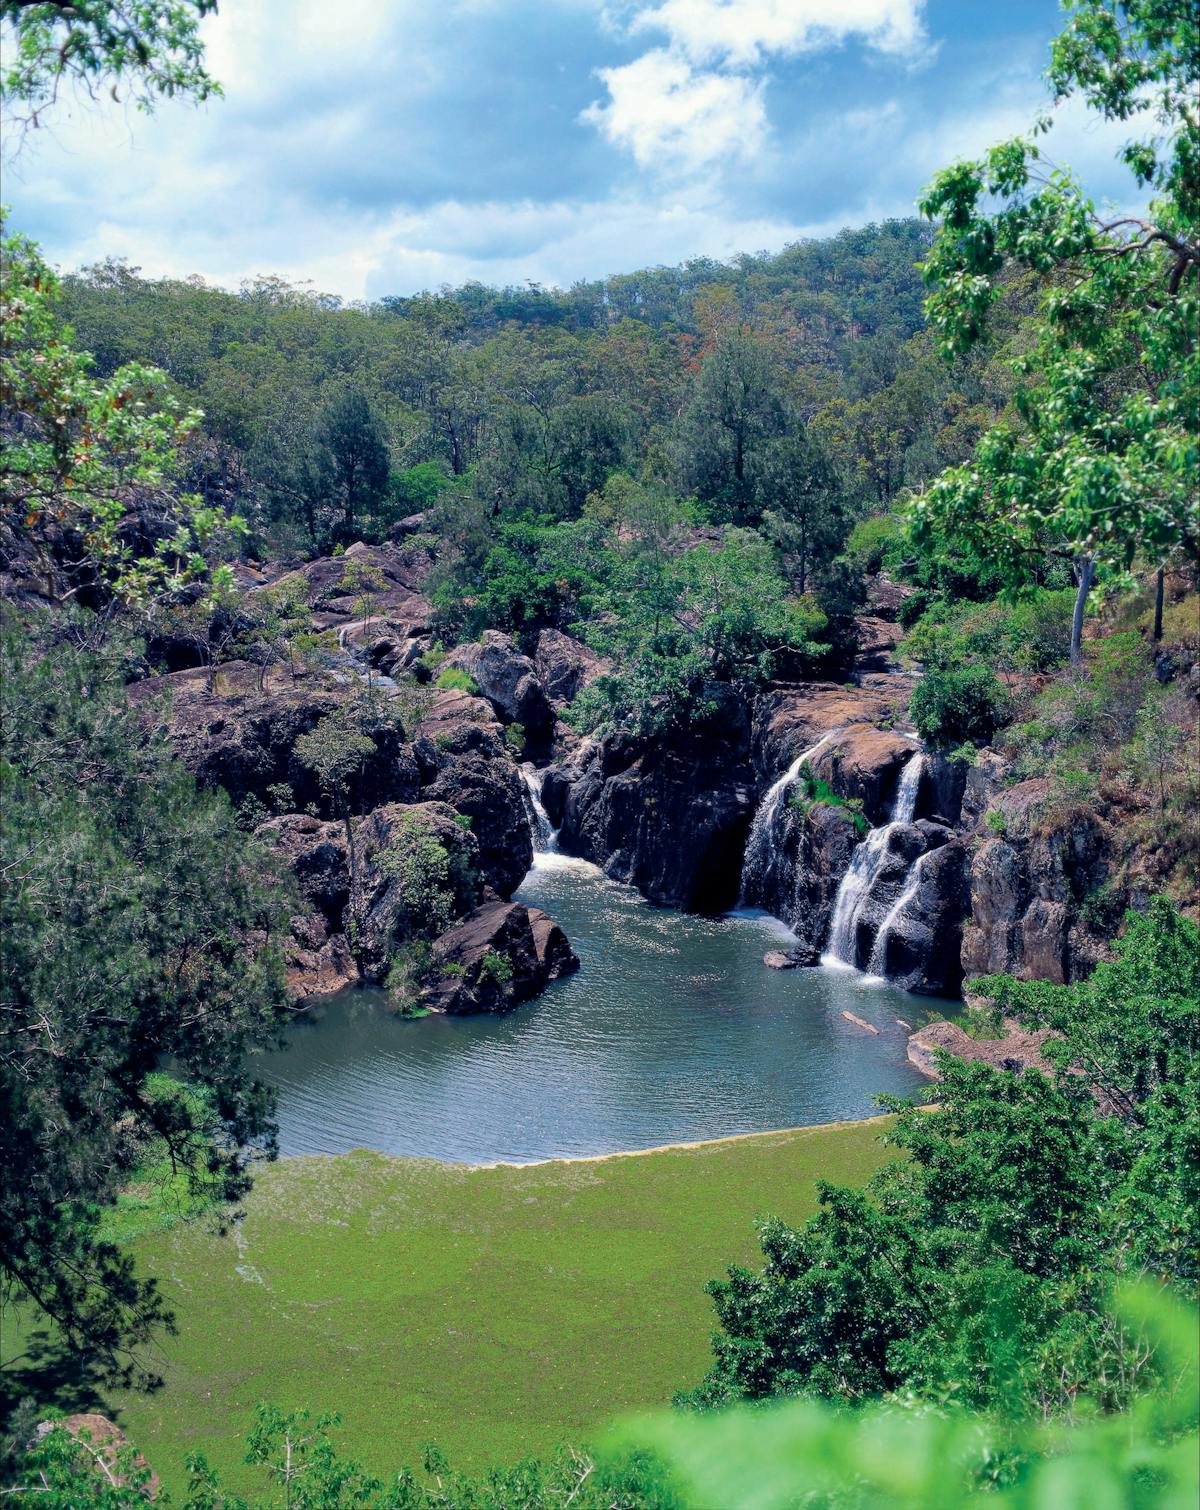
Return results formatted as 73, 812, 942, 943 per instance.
554, 683, 755, 911
960, 766, 1112, 984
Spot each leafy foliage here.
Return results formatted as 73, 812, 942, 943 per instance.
1, 0, 220, 135
625, 1283, 1198, 1510
0, 621, 290, 1380
0, 222, 243, 607
912, 0, 1199, 584
682, 903, 1199, 1419
909, 664, 1011, 747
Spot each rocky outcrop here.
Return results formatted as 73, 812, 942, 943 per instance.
743, 800, 861, 955
533, 628, 610, 706
907, 1017, 1054, 1079
132, 669, 419, 816
412, 718, 532, 898
422, 900, 579, 1014
808, 728, 920, 824
352, 802, 481, 980
960, 777, 1111, 985
444, 630, 554, 746
750, 673, 916, 783
556, 683, 754, 910
260, 801, 483, 994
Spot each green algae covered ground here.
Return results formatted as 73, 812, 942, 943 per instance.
101, 1120, 896, 1496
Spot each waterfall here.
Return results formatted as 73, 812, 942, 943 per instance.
866, 849, 929, 976
821, 751, 924, 969
520, 765, 558, 854
739, 730, 844, 905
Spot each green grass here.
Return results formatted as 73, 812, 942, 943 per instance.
87, 1121, 895, 1496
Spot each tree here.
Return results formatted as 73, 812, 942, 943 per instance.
752, 429, 847, 593
682, 901, 1199, 1418
678, 327, 786, 524
0, 623, 291, 1381
911, 0, 1199, 663
315, 392, 390, 544
1, 0, 220, 138
0, 222, 244, 608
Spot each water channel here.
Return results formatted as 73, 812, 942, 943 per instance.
258, 851, 947, 1165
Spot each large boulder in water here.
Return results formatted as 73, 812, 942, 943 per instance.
423, 900, 579, 1014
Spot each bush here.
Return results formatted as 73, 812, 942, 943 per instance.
910, 664, 1010, 746
433, 666, 480, 694
842, 513, 904, 575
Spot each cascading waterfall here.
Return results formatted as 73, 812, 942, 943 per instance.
520, 764, 559, 854
865, 849, 930, 977
739, 730, 844, 904
821, 750, 924, 970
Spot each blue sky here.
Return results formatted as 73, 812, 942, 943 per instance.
5, 0, 1141, 300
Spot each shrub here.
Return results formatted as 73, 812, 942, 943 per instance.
910, 665, 1010, 746
843, 513, 904, 575
434, 666, 480, 694
480, 950, 514, 990
787, 762, 869, 835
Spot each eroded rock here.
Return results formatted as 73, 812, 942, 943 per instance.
423, 900, 579, 1014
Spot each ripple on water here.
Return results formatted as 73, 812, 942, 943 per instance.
256, 856, 951, 1164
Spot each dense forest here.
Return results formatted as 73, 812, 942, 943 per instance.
1, 0, 1198, 1505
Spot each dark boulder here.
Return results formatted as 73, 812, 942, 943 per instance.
741, 798, 861, 956
352, 802, 481, 981
444, 630, 554, 745
423, 900, 579, 1014
867, 838, 971, 996
413, 721, 533, 899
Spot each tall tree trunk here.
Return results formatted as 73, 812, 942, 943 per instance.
1153, 565, 1165, 641
1070, 556, 1095, 664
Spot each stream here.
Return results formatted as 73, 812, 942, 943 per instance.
257, 851, 947, 1165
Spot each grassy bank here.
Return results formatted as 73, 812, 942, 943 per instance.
31, 1121, 897, 1496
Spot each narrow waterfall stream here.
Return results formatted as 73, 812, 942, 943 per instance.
822, 751, 925, 970
866, 849, 931, 976
520, 764, 558, 853
738, 730, 843, 905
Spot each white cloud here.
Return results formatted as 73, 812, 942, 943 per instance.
581, 48, 766, 171
584, 0, 928, 180
631, 0, 927, 65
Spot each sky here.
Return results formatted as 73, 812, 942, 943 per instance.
5, 0, 1141, 302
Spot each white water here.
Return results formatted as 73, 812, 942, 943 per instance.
821, 751, 924, 969
739, 729, 844, 903
866, 849, 930, 976
520, 764, 559, 854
